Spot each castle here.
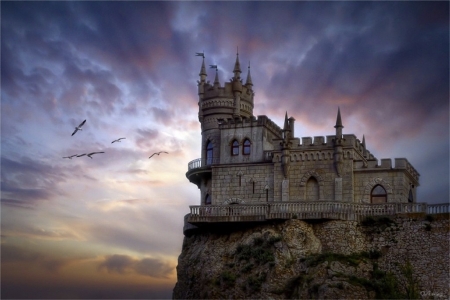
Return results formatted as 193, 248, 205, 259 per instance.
185, 52, 423, 226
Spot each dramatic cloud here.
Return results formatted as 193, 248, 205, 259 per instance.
1, 1, 448, 298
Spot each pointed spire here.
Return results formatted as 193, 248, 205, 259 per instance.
334, 107, 343, 140
233, 47, 241, 78
214, 67, 220, 86
199, 56, 207, 78
284, 112, 289, 131
334, 107, 343, 128
245, 61, 253, 87
362, 135, 366, 149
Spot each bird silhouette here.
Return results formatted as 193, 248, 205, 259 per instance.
149, 151, 168, 159
63, 154, 78, 159
112, 138, 126, 143
77, 152, 104, 159
87, 152, 104, 159
71, 120, 86, 136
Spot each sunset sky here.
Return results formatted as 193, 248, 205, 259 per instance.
1, 1, 448, 299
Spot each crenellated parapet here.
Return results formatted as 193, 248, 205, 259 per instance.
218, 115, 283, 137
354, 157, 420, 183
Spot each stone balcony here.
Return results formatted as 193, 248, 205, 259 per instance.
183, 201, 450, 234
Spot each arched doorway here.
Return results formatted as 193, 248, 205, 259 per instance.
306, 177, 319, 201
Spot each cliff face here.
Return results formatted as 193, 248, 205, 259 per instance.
173, 214, 449, 299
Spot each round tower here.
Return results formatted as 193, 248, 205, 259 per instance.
196, 51, 255, 167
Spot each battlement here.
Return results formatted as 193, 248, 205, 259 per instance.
218, 115, 283, 137
202, 81, 254, 104
354, 157, 420, 182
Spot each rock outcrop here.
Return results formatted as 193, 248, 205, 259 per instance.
173, 214, 449, 299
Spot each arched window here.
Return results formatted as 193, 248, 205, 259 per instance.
206, 141, 213, 165
205, 194, 211, 205
243, 139, 251, 155
231, 140, 239, 156
306, 177, 319, 201
371, 185, 387, 204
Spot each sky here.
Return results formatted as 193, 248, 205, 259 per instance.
1, 1, 449, 299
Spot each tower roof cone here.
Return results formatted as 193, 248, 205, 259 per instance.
214, 67, 220, 85
246, 61, 253, 87
199, 56, 207, 77
233, 48, 241, 77
283, 112, 289, 131
334, 107, 343, 128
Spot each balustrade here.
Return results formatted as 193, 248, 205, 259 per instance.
188, 201, 449, 223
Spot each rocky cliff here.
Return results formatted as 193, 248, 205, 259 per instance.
173, 213, 449, 299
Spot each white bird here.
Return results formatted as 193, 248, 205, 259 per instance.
71, 120, 86, 136
112, 138, 126, 143
87, 152, 104, 159
149, 151, 168, 159
63, 154, 78, 159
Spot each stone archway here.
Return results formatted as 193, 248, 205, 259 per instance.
361, 177, 393, 203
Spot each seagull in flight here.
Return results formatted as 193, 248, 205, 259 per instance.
71, 120, 86, 136
112, 138, 126, 143
149, 151, 168, 159
77, 152, 105, 159
63, 154, 78, 159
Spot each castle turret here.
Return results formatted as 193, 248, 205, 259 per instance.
232, 51, 243, 117
335, 107, 343, 139
334, 108, 344, 177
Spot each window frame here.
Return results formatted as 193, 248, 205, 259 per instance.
231, 140, 239, 156
243, 139, 251, 155
371, 185, 387, 204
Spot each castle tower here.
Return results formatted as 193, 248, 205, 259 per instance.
196, 51, 255, 167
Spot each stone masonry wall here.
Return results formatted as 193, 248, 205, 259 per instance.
212, 164, 274, 204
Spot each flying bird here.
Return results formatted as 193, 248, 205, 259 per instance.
71, 119, 86, 136
63, 154, 78, 159
77, 154, 86, 157
87, 152, 104, 159
149, 151, 169, 159
195, 52, 205, 58
112, 138, 126, 143
210, 65, 217, 69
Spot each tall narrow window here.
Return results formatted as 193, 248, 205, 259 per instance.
206, 141, 213, 165
205, 194, 211, 205
371, 185, 387, 204
266, 189, 269, 202
408, 189, 414, 203
239, 175, 242, 187
252, 181, 255, 194
243, 139, 251, 155
232, 140, 239, 156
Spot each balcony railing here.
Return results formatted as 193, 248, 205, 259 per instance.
187, 157, 220, 170
188, 158, 202, 170
186, 201, 449, 223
